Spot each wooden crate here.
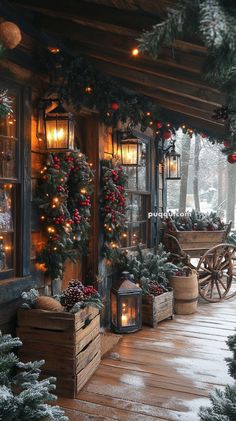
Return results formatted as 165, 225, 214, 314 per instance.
142, 289, 174, 328
17, 306, 101, 398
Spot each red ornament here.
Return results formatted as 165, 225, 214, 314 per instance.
162, 130, 172, 140
111, 102, 119, 111
227, 153, 236, 164
156, 121, 163, 129
201, 133, 208, 139
224, 139, 231, 148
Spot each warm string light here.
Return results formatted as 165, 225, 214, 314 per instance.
85, 86, 93, 94
47, 227, 55, 234
131, 47, 139, 57
48, 47, 60, 54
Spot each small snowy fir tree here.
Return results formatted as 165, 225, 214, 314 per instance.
199, 330, 236, 420
0, 331, 68, 421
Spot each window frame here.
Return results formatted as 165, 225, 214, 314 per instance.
0, 78, 31, 280
122, 138, 151, 250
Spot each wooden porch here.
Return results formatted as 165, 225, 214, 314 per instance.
58, 298, 236, 421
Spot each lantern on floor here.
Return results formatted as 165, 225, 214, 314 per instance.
43, 103, 75, 150
111, 272, 142, 333
165, 143, 181, 180
119, 131, 142, 166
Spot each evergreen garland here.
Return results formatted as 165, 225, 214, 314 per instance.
44, 51, 220, 141
100, 159, 127, 262
0, 90, 12, 118
45, 52, 162, 131
36, 151, 94, 279
0, 331, 67, 421
138, 1, 236, 154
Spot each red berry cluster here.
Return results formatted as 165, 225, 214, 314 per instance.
53, 155, 61, 170
73, 208, 81, 224
57, 185, 65, 193
112, 170, 118, 182
148, 281, 165, 296
80, 196, 91, 206
53, 215, 65, 225
61, 280, 97, 310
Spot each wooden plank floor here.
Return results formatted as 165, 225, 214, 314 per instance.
58, 298, 236, 421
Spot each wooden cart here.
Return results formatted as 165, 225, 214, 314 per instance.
163, 222, 236, 302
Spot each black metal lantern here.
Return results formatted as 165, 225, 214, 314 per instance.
119, 131, 142, 166
111, 272, 142, 333
44, 103, 75, 150
165, 145, 181, 179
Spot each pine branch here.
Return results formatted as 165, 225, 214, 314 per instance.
138, 0, 197, 58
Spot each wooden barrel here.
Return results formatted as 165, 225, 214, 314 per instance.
170, 270, 198, 315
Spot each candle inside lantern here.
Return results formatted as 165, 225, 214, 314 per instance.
121, 302, 133, 327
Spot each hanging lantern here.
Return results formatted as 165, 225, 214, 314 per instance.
111, 272, 142, 333
43, 103, 75, 150
119, 131, 142, 166
165, 145, 181, 180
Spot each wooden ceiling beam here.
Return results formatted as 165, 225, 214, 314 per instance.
13, 0, 207, 55
91, 60, 223, 123
86, 57, 223, 106
35, 17, 223, 103
38, 15, 206, 75
12, 0, 159, 33
72, 43, 222, 107
125, 82, 220, 114
81, 0, 173, 16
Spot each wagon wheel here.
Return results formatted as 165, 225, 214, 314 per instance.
197, 244, 236, 302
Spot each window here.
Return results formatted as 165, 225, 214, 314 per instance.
121, 142, 150, 249
0, 83, 30, 279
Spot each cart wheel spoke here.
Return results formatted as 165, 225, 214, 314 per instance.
215, 280, 222, 298
218, 279, 227, 291
197, 244, 235, 302
202, 281, 212, 297
199, 274, 212, 284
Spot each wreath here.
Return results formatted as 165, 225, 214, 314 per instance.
100, 159, 127, 262
36, 151, 94, 280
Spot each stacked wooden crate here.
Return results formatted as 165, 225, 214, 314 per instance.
17, 306, 101, 398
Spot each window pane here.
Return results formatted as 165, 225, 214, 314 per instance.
131, 195, 141, 221
124, 166, 137, 190
126, 194, 132, 220
0, 96, 18, 179
0, 97, 17, 138
0, 184, 14, 272
132, 195, 146, 221
137, 166, 147, 190
138, 143, 147, 190
0, 137, 17, 179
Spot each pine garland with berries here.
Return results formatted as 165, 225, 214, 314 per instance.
43, 51, 222, 143
35, 151, 94, 280
100, 159, 128, 262
45, 52, 162, 131
0, 90, 12, 118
